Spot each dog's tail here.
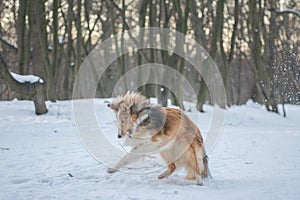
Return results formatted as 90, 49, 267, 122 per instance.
197, 148, 212, 178
202, 154, 212, 178
195, 132, 212, 179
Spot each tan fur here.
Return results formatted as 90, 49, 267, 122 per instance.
107, 91, 210, 185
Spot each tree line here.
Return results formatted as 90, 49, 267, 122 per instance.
0, 0, 299, 115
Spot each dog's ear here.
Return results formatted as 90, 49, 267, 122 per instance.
119, 102, 130, 112
129, 103, 138, 121
129, 103, 138, 115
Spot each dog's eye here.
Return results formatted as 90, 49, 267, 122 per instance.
121, 117, 128, 124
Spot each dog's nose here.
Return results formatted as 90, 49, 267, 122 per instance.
118, 129, 122, 138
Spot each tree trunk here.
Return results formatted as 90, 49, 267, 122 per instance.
248, 0, 271, 111
65, 0, 75, 99
75, 0, 82, 74
157, 0, 172, 107
196, 0, 225, 112
50, 0, 59, 101
16, 0, 28, 75
137, 0, 149, 96
0, 54, 48, 115
29, 0, 50, 99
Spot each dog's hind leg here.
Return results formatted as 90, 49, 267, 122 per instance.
185, 167, 196, 180
195, 175, 203, 186
185, 168, 203, 186
158, 163, 176, 179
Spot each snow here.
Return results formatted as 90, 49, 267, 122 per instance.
1, 99, 300, 199
10, 72, 44, 84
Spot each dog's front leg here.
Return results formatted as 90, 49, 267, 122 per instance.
107, 147, 144, 173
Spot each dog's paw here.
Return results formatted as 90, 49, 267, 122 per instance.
196, 181, 204, 186
107, 168, 118, 173
158, 174, 166, 179
195, 176, 203, 186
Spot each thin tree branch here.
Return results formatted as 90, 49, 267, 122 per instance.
267, 8, 300, 17
105, 0, 151, 63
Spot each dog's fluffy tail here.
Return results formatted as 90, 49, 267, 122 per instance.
195, 132, 212, 179
202, 154, 212, 178
197, 148, 212, 178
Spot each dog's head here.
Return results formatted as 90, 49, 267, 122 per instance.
107, 100, 135, 138
107, 92, 151, 138
118, 103, 133, 136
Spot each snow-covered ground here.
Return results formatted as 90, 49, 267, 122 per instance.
0, 99, 300, 200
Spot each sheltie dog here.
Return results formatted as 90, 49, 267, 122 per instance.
107, 91, 210, 185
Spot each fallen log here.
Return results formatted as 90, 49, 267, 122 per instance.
0, 54, 48, 115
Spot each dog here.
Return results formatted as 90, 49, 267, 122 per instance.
107, 91, 211, 185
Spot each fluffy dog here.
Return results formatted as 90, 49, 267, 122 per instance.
107, 91, 211, 185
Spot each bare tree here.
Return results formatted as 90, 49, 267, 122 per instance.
0, 0, 299, 114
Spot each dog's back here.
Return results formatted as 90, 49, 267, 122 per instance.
132, 105, 211, 182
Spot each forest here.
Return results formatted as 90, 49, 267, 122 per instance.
0, 0, 299, 115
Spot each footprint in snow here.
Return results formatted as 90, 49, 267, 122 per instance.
10, 178, 31, 184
